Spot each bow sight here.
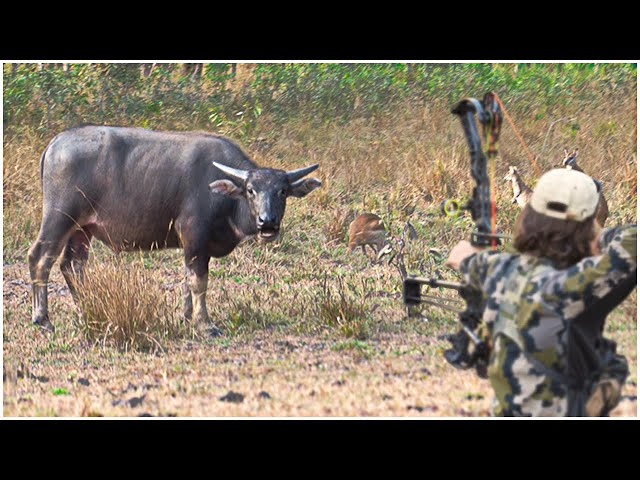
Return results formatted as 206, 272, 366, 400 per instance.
403, 93, 504, 379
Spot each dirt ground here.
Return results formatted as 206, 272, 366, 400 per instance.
4, 62, 637, 419
3, 261, 636, 418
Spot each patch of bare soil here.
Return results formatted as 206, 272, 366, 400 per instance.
3, 262, 636, 417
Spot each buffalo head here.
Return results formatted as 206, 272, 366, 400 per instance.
210, 162, 321, 242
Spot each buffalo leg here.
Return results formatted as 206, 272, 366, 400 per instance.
28, 215, 77, 331
178, 217, 220, 334
60, 227, 93, 301
184, 253, 210, 325
182, 260, 193, 320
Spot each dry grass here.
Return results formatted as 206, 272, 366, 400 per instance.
322, 207, 353, 245
3, 90, 637, 417
312, 274, 371, 340
72, 256, 184, 352
2, 130, 47, 262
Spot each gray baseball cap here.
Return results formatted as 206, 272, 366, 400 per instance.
529, 168, 600, 221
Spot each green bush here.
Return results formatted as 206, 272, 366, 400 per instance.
3, 63, 636, 136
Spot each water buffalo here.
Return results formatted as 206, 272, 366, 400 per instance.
28, 125, 321, 332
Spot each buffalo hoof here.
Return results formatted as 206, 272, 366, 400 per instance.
33, 315, 55, 333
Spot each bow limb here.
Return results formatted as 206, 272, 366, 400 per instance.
402, 93, 503, 378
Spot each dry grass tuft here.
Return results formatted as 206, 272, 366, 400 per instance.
323, 207, 353, 245
73, 257, 183, 352
313, 274, 370, 340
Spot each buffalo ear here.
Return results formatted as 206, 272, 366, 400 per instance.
210, 179, 244, 198
289, 178, 322, 198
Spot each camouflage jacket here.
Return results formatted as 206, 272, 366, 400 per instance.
459, 225, 637, 416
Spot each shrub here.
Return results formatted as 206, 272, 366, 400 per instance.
73, 257, 183, 352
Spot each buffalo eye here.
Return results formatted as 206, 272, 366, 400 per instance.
247, 187, 255, 196
278, 188, 287, 197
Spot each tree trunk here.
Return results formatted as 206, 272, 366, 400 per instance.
182, 63, 203, 79
407, 63, 415, 85
141, 63, 156, 78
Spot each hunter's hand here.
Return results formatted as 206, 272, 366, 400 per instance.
445, 241, 483, 270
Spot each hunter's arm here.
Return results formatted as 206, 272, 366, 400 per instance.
547, 225, 637, 310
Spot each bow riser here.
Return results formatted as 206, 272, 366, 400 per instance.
453, 97, 497, 248
403, 92, 503, 378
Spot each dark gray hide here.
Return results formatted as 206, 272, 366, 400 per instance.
28, 126, 321, 332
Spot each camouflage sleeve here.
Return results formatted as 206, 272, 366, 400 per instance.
459, 250, 509, 336
459, 250, 503, 292
598, 225, 636, 258
549, 225, 636, 312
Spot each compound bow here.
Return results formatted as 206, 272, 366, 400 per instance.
403, 92, 505, 378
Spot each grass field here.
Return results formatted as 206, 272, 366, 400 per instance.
3, 88, 637, 417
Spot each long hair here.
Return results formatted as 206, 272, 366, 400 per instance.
513, 205, 598, 269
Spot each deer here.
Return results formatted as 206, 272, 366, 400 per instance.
562, 148, 609, 226
347, 213, 388, 258
504, 165, 533, 209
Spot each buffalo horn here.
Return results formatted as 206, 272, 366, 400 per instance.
212, 162, 249, 181
286, 164, 319, 183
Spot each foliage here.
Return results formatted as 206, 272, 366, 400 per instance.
4, 63, 636, 136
